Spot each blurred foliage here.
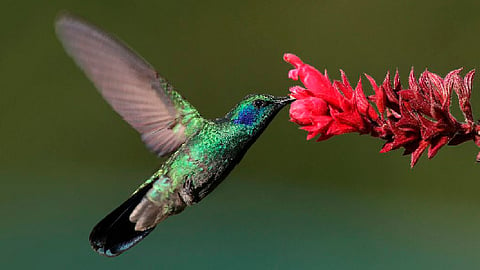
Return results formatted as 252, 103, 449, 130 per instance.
2, 0, 480, 269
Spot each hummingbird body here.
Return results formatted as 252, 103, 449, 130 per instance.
130, 112, 273, 229
56, 13, 292, 257
150, 99, 281, 205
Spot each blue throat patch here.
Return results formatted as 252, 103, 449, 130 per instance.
234, 106, 258, 126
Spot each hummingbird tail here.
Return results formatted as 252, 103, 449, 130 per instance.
89, 182, 155, 257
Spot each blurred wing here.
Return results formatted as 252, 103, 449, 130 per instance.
55, 13, 193, 156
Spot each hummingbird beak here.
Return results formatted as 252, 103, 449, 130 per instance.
274, 96, 296, 106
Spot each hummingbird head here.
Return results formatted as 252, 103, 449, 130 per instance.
226, 94, 294, 135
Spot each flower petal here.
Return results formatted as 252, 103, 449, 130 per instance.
427, 136, 449, 159
283, 53, 304, 68
410, 140, 429, 167
365, 74, 386, 115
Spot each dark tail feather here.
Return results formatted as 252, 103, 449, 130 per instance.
89, 182, 155, 257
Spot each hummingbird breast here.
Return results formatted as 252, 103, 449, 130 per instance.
160, 121, 254, 205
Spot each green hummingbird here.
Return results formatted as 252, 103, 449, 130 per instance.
55, 13, 293, 257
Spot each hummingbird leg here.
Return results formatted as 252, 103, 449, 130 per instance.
179, 178, 195, 205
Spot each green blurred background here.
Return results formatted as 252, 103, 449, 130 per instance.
2, 0, 480, 269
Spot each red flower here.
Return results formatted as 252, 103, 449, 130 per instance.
285, 53, 480, 167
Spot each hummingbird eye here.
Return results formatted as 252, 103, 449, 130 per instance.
253, 99, 269, 108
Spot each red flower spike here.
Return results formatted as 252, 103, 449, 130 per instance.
284, 53, 480, 167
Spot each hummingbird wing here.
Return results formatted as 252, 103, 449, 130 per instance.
55, 13, 199, 156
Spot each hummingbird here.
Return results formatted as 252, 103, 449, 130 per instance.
55, 13, 293, 257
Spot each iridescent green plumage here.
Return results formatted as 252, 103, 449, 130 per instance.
55, 13, 292, 257
130, 95, 291, 232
